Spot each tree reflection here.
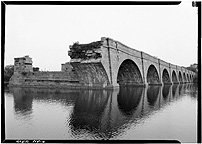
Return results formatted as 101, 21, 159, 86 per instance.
192, 84, 198, 99
10, 87, 33, 117
9, 87, 79, 118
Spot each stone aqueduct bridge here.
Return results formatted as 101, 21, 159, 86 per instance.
69, 37, 195, 88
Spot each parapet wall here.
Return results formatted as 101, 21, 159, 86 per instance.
159, 59, 170, 67
170, 63, 176, 69
142, 52, 159, 64
102, 37, 142, 58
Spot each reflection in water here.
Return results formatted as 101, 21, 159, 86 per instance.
6, 84, 197, 141
11, 88, 34, 118
147, 86, 160, 107
117, 86, 143, 115
192, 84, 198, 98
183, 84, 198, 99
9, 87, 79, 119
162, 85, 171, 100
179, 84, 183, 95
172, 84, 178, 98
69, 90, 110, 136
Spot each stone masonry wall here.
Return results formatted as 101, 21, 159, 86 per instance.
23, 71, 79, 87
70, 62, 110, 87
9, 71, 79, 88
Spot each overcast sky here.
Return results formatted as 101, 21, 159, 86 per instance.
5, 2, 198, 71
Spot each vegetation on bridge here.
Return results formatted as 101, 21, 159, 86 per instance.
68, 41, 102, 60
186, 64, 198, 83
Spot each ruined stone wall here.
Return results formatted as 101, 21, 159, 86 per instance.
9, 71, 80, 88
25, 71, 76, 80
70, 62, 110, 87
61, 62, 73, 72
14, 56, 33, 73
22, 71, 79, 87
68, 39, 111, 88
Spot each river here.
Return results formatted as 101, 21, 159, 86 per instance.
4, 84, 198, 142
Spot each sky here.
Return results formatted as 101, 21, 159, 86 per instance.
4, 2, 198, 71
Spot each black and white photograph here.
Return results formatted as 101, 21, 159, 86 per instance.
2, 1, 199, 143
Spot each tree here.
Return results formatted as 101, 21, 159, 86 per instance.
193, 72, 198, 83
186, 64, 198, 83
4, 65, 14, 83
186, 66, 197, 73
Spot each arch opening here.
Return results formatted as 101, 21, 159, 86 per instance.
147, 65, 160, 85
117, 59, 143, 86
172, 71, 178, 84
187, 74, 189, 82
183, 73, 187, 82
162, 69, 171, 84
179, 71, 183, 83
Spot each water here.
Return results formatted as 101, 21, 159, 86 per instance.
5, 84, 198, 142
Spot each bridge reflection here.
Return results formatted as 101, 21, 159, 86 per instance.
9, 83, 196, 139
118, 86, 143, 115
69, 90, 110, 134
147, 86, 160, 107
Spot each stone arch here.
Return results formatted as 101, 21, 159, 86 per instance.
172, 71, 178, 84
162, 69, 171, 84
183, 72, 187, 82
187, 74, 189, 82
178, 71, 183, 83
117, 59, 143, 86
147, 64, 160, 85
